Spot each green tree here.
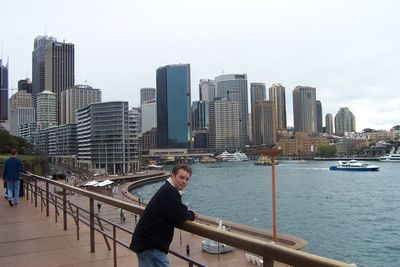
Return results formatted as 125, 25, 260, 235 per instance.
318, 145, 337, 157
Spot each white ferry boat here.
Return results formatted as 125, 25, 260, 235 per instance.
329, 160, 379, 171
379, 147, 400, 162
201, 220, 235, 254
216, 151, 249, 162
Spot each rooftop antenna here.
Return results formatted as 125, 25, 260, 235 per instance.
1, 43, 3, 60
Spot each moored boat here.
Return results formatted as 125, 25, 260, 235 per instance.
379, 147, 400, 162
201, 220, 235, 254
329, 160, 379, 171
216, 151, 249, 162
200, 156, 217, 163
254, 156, 279, 165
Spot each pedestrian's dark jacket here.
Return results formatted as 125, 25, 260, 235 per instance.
3, 157, 24, 181
130, 181, 195, 253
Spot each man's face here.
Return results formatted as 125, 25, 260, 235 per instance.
171, 169, 191, 191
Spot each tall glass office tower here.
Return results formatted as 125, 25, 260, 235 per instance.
0, 59, 8, 122
156, 64, 191, 148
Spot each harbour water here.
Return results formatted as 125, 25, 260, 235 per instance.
131, 161, 400, 267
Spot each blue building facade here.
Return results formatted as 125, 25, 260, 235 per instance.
156, 64, 191, 148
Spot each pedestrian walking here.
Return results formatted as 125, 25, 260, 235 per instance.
97, 202, 101, 212
2, 149, 31, 206
186, 244, 190, 257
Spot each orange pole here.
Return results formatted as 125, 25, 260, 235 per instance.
271, 156, 277, 243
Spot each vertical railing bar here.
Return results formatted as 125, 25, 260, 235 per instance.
63, 188, 67, 230
34, 178, 38, 207
90, 197, 95, 253
77, 207, 80, 240
46, 181, 49, 216
113, 225, 117, 267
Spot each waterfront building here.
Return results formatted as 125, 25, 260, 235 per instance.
277, 132, 331, 157
293, 86, 317, 133
60, 84, 101, 124
215, 74, 249, 147
20, 122, 38, 144
192, 100, 209, 130
48, 124, 78, 165
252, 100, 277, 146
141, 99, 156, 134
269, 83, 287, 130
209, 100, 240, 150
36, 91, 57, 129
316, 100, 323, 133
325, 113, 333, 134
129, 107, 141, 171
140, 87, 156, 105
0, 59, 8, 122
34, 127, 49, 154
44, 40, 75, 124
18, 78, 32, 93
32, 35, 57, 111
334, 107, 356, 135
199, 79, 215, 102
76, 101, 133, 174
156, 64, 191, 149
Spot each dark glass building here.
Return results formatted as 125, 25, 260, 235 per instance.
192, 100, 209, 130
156, 64, 191, 148
0, 59, 8, 121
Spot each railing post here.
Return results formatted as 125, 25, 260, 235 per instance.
40, 189, 43, 211
46, 180, 49, 217
113, 225, 117, 267
30, 184, 33, 203
90, 197, 95, 253
76, 207, 80, 240
34, 178, 38, 207
26, 180, 29, 200
63, 188, 67, 230
263, 257, 273, 267
55, 195, 58, 223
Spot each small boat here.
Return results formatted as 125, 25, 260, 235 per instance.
200, 156, 217, 163
254, 156, 279, 165
161, 156, 176, 165
329, 160, 379, 171
216, 151, 249, 162
201, 220, 235, 254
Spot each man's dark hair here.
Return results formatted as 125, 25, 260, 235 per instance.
172, 163, 192, 176
10, 149, 17, 156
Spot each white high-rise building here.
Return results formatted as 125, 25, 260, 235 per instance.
199, 79, 215, 102
37, 91, 57, 129
9, 90, 35, 136
215, 74, 248, 147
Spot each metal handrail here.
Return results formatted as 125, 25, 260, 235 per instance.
23, 174, 354, 267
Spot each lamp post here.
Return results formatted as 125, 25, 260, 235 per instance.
257, 147, 282, 243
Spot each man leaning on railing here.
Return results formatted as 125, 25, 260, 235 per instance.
130, 163, 198, 267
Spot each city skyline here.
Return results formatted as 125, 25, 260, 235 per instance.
1, 0, 399, 131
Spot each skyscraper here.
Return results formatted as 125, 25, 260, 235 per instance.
156, 64, 191, 148
60, 84, 101, 124
215, 74, 249, 147
32, 35, 57, 111
316, 100, 323, 133
0, 59, 9, 122
293, 86, 317, 133
44, 40, 75, 124
334, 107, 356, 135
252, 100, 277, 146
325, 113, 333, 134
18, 78, 32, 93
140, 87, 156, 105
192, 100, 209, 130
199, 79, 215, 102
269, 83, 287, 129
141, 99, 156, 134
250, 83, 266, 107
209, 100, 240, 150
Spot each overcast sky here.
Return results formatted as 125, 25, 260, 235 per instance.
1, 0, 399, 131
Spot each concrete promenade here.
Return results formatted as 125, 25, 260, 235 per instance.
0, 172, 307, 266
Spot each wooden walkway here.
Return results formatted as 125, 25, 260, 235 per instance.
0, 183, 295, 267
